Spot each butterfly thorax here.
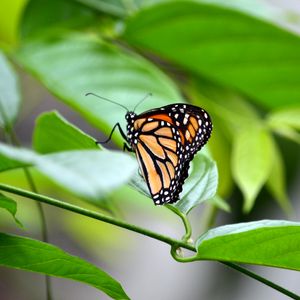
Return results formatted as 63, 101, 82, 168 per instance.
125, 111, 138, 146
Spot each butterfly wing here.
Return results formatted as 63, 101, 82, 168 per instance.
134, 123, 185, 204
131, 103, 212, 205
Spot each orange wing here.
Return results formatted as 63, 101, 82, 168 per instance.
134, 119, 184, 205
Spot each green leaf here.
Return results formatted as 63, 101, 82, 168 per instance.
75, 0, 128, 17
196, 220, 300, 271
0, 153, 27, 172
0, 232, 129, 299
186, 81, 260, 197
266, 140, 292, 214
269, 125, 300, 145
206, 119, 233, 198
0, 193, 22, 226
33, 111, 98, 153
123, 2, 300, 108
267, 107, 300, 143
174, 153, 218, 214
20, 0, 96, 39
188, 80, 260, 130
196, 0, 281, 21
15, 33, 181, 146
0, 51, 21, 128
267, 107, 300, 130
0, 143, 137, 201
232, 125, 273, 212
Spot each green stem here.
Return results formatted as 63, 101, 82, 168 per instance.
22, 168, 52, 300
170, 244, 197, 263
23, 168, 49, 241
0, 183, 298, 300
0, 183, 192, 250
222, 262, 300, 300
0, 102, 52, 300
166, 205, 192, 242
2, 123, 50, 243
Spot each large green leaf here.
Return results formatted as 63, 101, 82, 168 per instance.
123, 1, 300, 108
232, 125, 273, 212
75, 0, 128, 17
196, 220, 300, 271
188, 80, 260, 131
0, 232, 129, 299
0, 51, 21, 128
141, 0, 284, 22
196, 0, 281, 21
15, 33, 181, 146
0, 193, 22, 226
33, 111, 98, 153
0, 143, 137, 201
20, 0, 96, 39
77, 0, 278, 21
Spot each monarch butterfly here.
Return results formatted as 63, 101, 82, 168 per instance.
87, 93, 212, 205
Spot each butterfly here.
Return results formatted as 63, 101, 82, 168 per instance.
87, 93, 212, 205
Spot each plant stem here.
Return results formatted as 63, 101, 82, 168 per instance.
222, 262, 300, 300
0, 103, 52, 300
0, 183, 298, 300
0, 183, 192, 250
23, 168, 49, 242
4, 126, 50, 242
22, 168, 52, 300
166, 205, 192, 242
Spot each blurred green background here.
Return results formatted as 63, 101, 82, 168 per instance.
0, 0, 300, 299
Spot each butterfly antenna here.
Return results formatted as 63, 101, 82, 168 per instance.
85, 92, 129, 112
133, 92, 153, 112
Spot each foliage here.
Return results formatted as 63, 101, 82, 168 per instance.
196, 220, 300, 270
0, 232, 129, 299
0, 0, 299, 299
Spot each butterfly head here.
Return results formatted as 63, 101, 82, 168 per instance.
125, 111, 136, 123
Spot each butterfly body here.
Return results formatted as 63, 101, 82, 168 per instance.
124, 103, 212, 205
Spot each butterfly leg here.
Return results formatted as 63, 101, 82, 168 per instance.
123, 143, 134, 152
96, 123, 129, 145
